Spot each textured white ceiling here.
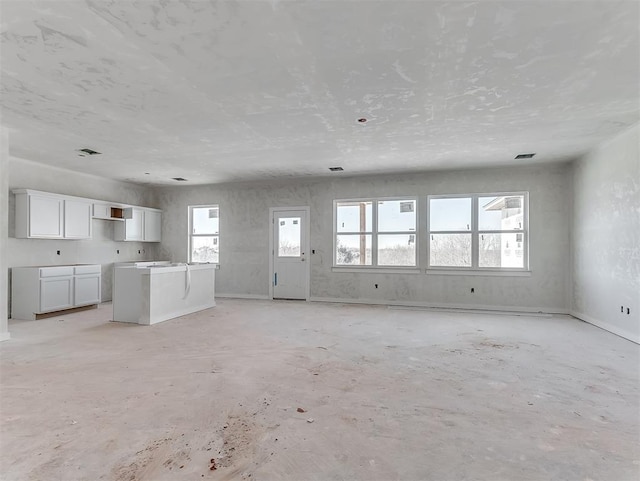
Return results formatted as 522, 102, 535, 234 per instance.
1, 0, 639, 185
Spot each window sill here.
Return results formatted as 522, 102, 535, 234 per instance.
426, 269, 531, 277
332, 266, 421, 274
189, 262, 220, 270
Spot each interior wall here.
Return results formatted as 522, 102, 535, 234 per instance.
0, 129, 9, 340
7, 157, 159, 312
571, 123, 640, 343
155, 163, 571, 312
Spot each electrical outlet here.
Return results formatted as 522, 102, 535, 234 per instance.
621, 306, 624, 313
374, 284, 379, 289
627, 308, 631, 315
471, 287, 475, 293
56, 250, 60, 255
116, 249, 120, 254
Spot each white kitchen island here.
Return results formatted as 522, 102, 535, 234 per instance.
113, 263, 215, 325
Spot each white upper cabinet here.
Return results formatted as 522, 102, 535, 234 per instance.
115, 207, 144, 241
64, 199, 92, 239
14, 189, 161, 242
24, 193, 64, 238
115, 207, 161, 242
144, 209, 162, 242
14, 190, 91, 239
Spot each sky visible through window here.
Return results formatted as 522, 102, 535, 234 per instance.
335, 196, 524, 268
278, 217, 301, 256
430, 197, 471, 231
192, 207, 218, 234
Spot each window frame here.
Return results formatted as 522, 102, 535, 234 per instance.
427, 192, 529, 272
333, 197, 419, 269
188, 204, 219, 264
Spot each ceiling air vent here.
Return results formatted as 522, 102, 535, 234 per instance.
77, 148, 101, 156
329, 167, 344, 172
172, 177, 188, 181
515, 153, 536, 159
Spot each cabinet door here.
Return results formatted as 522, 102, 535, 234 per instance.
93, 203, 109, 219
40, 277, 73, 313
144, 210, 162, 242
126, 208, 144, 241
64, 199, 92, 239
29, 194, 63, 238
74, 275, 101, 305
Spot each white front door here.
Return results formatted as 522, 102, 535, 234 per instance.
272, 209, 308, 300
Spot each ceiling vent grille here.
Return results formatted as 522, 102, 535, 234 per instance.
515, 153, 536, 159
77, 148, 101, 155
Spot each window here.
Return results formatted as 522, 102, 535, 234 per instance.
428, 193, 528, 270
278, 217, 301, 257
189, 205, 219, 263
335, 198, 417, 267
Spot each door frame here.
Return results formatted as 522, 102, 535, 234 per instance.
268, 206, 311, 301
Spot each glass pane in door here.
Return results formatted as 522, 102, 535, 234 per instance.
278, 217, 301, 257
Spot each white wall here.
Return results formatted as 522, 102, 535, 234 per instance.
572, 123, 640, 343
7, 157, 159, 312
156, 163, 572, 312
0, 130, 10, 340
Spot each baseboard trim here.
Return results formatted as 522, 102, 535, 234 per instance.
309, 296, 569, 315
216, 293, 270, 300
570, 310, 639, 344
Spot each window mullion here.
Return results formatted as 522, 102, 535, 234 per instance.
471, 196, 479, 268
372, 201, 378, 266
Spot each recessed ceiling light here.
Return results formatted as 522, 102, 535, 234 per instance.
357, 118, 367, 123
172, 177, 188, 181
329, 167, 344, 172
515, 153, 536, 159
77, 148, 101, 156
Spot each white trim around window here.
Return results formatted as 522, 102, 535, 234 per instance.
333, 197, 418, 269
188, 204, 220, 264
427, 192, 529, 272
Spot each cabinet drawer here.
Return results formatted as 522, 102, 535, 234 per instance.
74, 265, 101, 275
40, 266, 74, 278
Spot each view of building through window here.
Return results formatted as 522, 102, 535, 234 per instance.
478, 196, 525, 268
334, 194, 527, 270
189, 205, 219, 263
335, 199, 417, 267
428, 193, 527, 270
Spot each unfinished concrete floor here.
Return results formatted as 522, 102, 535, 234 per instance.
1, 299, 639, 481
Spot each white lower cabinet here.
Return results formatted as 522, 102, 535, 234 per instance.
74, 272, 101, 306
11, 265, 101, 320
40, 276, 74, 312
